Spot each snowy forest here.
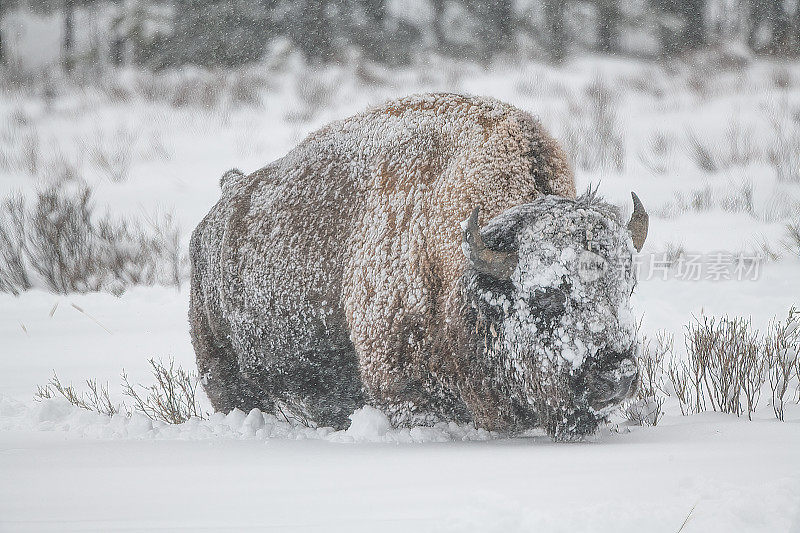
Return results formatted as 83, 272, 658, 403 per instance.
2, 0, 800, 69
1, 1, 800, 532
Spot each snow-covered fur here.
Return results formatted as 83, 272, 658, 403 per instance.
190, 92, 641, 439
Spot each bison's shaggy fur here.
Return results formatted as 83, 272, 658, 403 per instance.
190, 93, 578, 431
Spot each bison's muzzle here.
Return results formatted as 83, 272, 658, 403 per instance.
584, 355, 638, 411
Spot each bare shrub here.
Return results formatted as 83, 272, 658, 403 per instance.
739, 331, 766, 420
658, 183, 755, 218
764, 307, 800, 421
102, 78, 133, 103
87, 127, 136, 183
122, 358, 204, 424
686, 67, 710, 100
684, 128, 717, 172
228, 72, 266, 109
41, 149, 82, 185
124, 69, 268, 111
0, 195, 32, 295
685, 315, 766, 420
782, 219, 800, 258
771, 67, 793, 90
286, 70, 339, 123
626, 331, 672, 426
0, 182, 187, 294
753, 234, 782, 263
663, 242, 687, 267
619, 67, 667, 99
668, 355, 695, 416
766, 99, 800, 183
0, 60, 41, 95
143, 130, 172, 162
718, 182, 754, 215
8, 130, 40, 175
134, 72, 173, 103
35, 373, 118, 417
140, 211, 186, 289
683, 118, 760, 173
667, 310, 800, 420
35, 359, 204, 424
637, 131, 676, 175
24, 185, 97, 293
559, 77, 625, 173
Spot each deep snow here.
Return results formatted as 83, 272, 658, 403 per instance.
1, 396, 799, 532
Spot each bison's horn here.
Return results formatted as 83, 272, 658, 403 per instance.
627, 192, 649, 252
463, 207, 519, 278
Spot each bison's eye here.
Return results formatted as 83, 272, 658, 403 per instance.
527, 287, 567, 335
529, 287, 566, 317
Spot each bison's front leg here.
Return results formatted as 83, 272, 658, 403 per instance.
344, 306, 447, 426
343, 266, 469, 424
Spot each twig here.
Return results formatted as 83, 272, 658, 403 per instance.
70, 302, 112, 334
677, 502, 698, 532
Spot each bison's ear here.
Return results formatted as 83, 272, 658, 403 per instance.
463, 207, 519, 279
627, 192, 648, 253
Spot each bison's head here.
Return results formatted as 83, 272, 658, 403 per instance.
462, 190, 648, 440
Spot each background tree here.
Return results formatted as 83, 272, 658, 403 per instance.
0, 0, 11, 66
470, 0, 514, 60
289, 0, 335, 63
748, 0, 794, 55
62, 0, 75, 72
656, 0, 707, 57
544, 0, 567, 62
169, 0, 274, 67
111, 0, 173, 67
596, 0, 619, 54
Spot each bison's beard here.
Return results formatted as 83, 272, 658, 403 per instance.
524, 363, 601, 441
448, 284, 603, 440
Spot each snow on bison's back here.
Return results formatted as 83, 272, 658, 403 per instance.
189, 92, 638, 437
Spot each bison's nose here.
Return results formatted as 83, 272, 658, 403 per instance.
586, 357, 638, 410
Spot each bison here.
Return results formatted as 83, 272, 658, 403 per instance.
189, 92, 648, 440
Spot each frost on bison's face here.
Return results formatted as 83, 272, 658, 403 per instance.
461, 191, 643, 440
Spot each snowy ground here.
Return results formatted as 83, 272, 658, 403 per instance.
2, 54, 800, 531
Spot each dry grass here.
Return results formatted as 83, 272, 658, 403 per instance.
765, 98, 800, 183
36, 358, 205, 424
665, 311, 799, 421
35, 373, 119, 417
85, 127, 136, 183
683, 117, 761, 174
559, 76, 625, 172
637, 131, 677, 176
764, 307, 800, 421
122, 358, 204, 424
684, 315, 765, 419
783, 219, 800, 258
625, 330, 672, 426
656, 182, 755, 219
